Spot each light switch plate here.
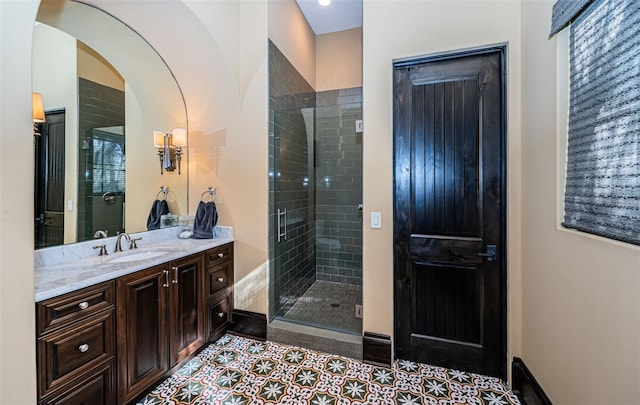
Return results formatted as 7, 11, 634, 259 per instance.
371, 212, 382, 229
356, 120, 363, 133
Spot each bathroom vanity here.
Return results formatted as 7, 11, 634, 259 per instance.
34, 229, 233, 404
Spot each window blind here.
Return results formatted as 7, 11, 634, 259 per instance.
562, 0, 640, 245
92, 133, 125, 195
549, 0, 593, 37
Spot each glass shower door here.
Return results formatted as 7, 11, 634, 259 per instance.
272, 107, 315, 319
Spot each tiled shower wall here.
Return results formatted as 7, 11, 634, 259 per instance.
77, 77, 125, 242
268, 40, 316, 318
315, 89, 363, 285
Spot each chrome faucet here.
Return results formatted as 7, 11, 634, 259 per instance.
94, 230, 108, 239
114, 232, 130, 253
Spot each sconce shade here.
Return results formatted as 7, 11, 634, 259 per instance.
172, 128, 187, 147
153, 131, 166, 148
32, 93, 45, 123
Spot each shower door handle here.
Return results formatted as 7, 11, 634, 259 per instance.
277, 208, 287, 243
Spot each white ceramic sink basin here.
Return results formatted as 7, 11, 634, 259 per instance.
107, 250, 170, 263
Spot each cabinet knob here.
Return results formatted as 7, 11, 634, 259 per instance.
217, 253, 224, 258
217, 277, 224, 283
217, 312, 225, 318
78, 301, 89, 310
78, 344, 89, 353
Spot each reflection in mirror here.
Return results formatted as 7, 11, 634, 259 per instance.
88, 126, 126, 238
33, 0, 188, 248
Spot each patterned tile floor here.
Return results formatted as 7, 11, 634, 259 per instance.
138, 334, 521, 405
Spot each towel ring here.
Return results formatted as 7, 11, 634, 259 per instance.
156, 186, 168, 200
200, 187, 216, 202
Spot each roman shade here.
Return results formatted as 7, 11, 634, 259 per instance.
561, 0, 640, 245
549, 0, 593, 37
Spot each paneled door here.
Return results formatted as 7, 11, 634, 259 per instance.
169, 254, 205, 366
34, 110, 65, 248
393, 47, 507, 378
117, 265, 169, 403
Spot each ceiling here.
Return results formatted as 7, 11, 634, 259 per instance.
295, 0, 362, 35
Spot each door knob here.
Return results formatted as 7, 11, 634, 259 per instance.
477, 245, 497, 261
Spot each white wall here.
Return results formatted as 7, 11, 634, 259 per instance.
521, 2, 640, 403
0, 1, 39, 402
77, 42, 124, 91
268, 0, 316, 89
316, 27, 362, 91
362, 0, 523, 368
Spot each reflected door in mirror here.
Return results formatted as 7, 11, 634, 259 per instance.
34, 110, 65, 249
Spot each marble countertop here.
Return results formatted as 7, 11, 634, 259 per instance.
35, 227, 233, 302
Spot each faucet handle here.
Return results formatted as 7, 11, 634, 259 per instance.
129, 237, 142, 250
93, 244, 108, 256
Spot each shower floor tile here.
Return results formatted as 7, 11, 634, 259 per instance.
280, 280, 362, 334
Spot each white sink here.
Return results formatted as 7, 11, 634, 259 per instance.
107, 250, 170, 263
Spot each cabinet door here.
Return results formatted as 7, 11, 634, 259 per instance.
169, 254, 205, 366
116, 265, 169, 404
39, 360, 115, 405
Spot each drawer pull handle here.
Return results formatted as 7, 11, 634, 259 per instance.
162, 270, 169, 288
217, 312, 225, 318
217, 277, 224, 283
78, 302, 89, 310
217, 253, 224, 258
172, 266, 179, 284
78, 344, 89, 353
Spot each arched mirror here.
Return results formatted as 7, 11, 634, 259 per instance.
33, 0, 188, 248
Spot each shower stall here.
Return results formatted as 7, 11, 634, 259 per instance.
268, 41, 363, 341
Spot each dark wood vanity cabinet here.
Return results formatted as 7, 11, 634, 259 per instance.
116, 253, 206, 404
205, 243, 234, 342
36, 281, 116, 405
36, 242, 234, 405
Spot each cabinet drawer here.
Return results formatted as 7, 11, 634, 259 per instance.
207, 262, 232, 299
39, 360, 115, 405
205, 243, 233, 268
37, 281, 114, 335
37, 310, 114, 398
207, 295, 232, 342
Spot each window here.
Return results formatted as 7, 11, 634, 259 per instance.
91, 129, 125, 195
554, 0, 640, 245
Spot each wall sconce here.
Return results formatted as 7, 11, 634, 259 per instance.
32, 92, 45, 137
153, 128, 187, 174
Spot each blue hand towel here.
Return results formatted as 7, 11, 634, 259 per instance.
146, 199, 169, 230
192, 201, 218, 239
